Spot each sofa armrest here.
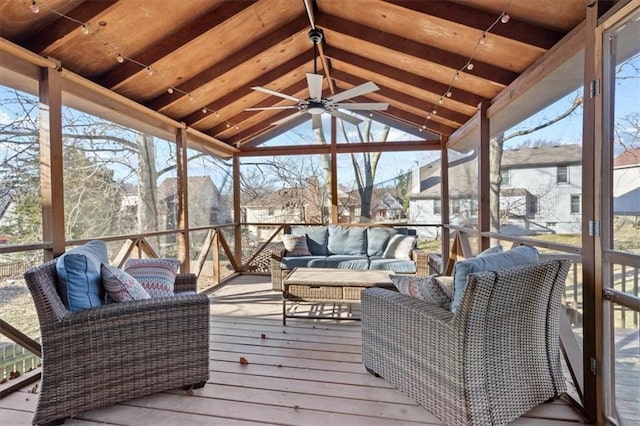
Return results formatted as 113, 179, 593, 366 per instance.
411, 249, 430, 276
271, 248, 286, 261
174, 273, 197, 293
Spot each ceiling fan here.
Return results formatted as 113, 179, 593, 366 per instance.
245, 28, 389, 130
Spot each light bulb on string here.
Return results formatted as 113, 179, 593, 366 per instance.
454, 72, 460, 80
187, 93, 194, 101
427, 113, 432, 120
167, 87, 174, 94
146, 66, 154, 75
432, 109, 437, 115
30, 0, 39, 13
202, 108, 207, 114
235, 125, 240, 130
116, 53, 124, 63
81, 24, 90, 35
466, 63, 474, 71
501, 13, 510, 24
446, 91, 452, 97
226, 123, 231, 128
215, 112, 220, 118
438, 97, 444, 105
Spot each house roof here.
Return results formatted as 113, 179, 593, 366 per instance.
0, 1, 586, 152
614, 147, 640, 167
502, 144, 582, 168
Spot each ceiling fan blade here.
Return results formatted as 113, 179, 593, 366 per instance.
245, 105, 299, 111
328, 110, 363, 126
327, 81, 380, 103
306, 73, 323, 100
312, 114, 323, 130
271, 111, 306, 127
334, 102, 388, 111
251, 86, 302, 103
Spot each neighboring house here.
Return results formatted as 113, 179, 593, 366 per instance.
613, 147, 640, 220
408, 145, 583, 238
242, 187, 308, 241
158, 176, 229, 232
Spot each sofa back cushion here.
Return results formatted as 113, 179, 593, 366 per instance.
56, 240, 109, 311
327, 225, 367, 255
451, 245, 539, 313
367, 227, 398, 257
291, 226, 328, 255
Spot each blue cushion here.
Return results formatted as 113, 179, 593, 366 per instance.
56, 240, 109, 311
367, 227, 398, 257
369, 257, 417, 274
280, 256, 327, 269
327, 225, 366, 255
451, 245, 539, 313
291, 226, 328, 255
312, 255, 369, 269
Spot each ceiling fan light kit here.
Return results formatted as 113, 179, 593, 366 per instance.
245, 25, 388, 129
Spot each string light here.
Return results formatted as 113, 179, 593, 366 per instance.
419, 0, 512, 132
24, 1, 240, 132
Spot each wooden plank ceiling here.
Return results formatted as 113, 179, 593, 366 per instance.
0, 0, 586, 151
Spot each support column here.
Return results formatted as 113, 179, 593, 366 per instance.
330, 116, 338, 224
478, 101, 491, 252
39, 66, 65, 260
233, 155, 242, 269
176, 128, 190, 273
440, 137, 450, 270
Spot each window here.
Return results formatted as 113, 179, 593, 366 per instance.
451, 199, 460, 214
557, 166, 568, 183
501, 169, 510, 186
433, 199, 441, 214
570, 195, 581, 214
268, 207, 274, 216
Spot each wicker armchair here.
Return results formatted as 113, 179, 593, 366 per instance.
24, 259, 210, 426
361, 259, 570, 426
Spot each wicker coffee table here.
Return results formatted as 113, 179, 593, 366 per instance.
282, 267, 396, 325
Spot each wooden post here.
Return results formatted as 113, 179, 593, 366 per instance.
176, 128, 190, 273
581, 2, 605, 423
39, 66, 65, 260
477, 102, 491, 252
330, 116, 338, 224
232, 155, 242, 269
440, 137, 450, 269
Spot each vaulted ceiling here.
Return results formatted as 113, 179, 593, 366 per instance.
0, 0, 586, 151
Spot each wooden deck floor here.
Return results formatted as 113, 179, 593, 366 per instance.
1, 274, 591, 425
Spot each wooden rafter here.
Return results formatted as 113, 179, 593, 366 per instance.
181, 52, 312, 127
98, 1, 252, 90
324, 46, 486, 108
145, 14, 310, 112
384, 0, 564, 50
316, 13, 518, 86
330, 68, 470, 125
21, 1, 117, 54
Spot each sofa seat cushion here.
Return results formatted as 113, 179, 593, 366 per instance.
369, 257, 417, 274
327, 225, 367, 255
313, 255, 369, 269
280, 256, 328, 269
56, 240, 109, 311
451, 245, 539, 313
291, 226, 328, 255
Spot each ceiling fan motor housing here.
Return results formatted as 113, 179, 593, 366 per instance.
308, 28, 323, 44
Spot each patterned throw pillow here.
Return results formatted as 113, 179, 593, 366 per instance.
282, 234, 311, 257
390, 274, 452, 309
124, 258, 181, 298
101, 264, 150, 302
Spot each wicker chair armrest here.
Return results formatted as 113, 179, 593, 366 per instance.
174, 273, 197, 293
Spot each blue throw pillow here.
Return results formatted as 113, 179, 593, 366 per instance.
367, 227, 398, 257
291, 226, 328, 255
450, 245, 539, 313
56, 240, 109, 311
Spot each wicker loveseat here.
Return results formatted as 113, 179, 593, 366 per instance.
24, 258, 210, 426
271, 224, 429, 290
361, 259, 571, 426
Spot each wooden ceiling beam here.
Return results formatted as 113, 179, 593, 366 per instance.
330, 68, 470, 125
346, 94, 456, 136
238, 140, 441, 157
21, 1, 118, 54
208, 79, 309, 137
145, 14, 310, 112
316, 13, 518, 86
98, 1, 253, 90
383, 0, 564, 50
181, 51, 311, 127
324, 45, 486, 107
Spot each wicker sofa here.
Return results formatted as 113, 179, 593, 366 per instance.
24, 258, 210, 426
270, 224, 429, 290
361, 259, 571, 426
